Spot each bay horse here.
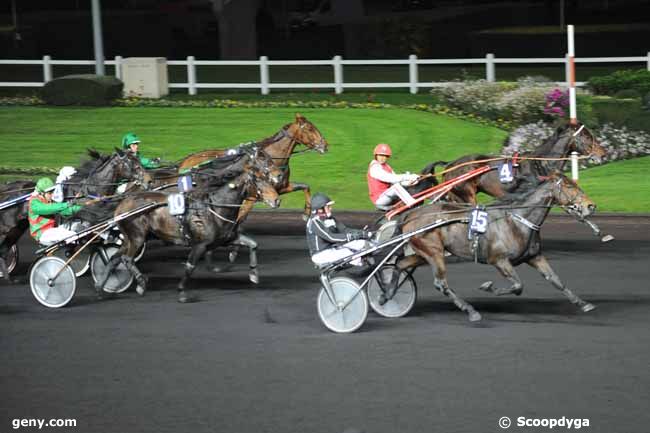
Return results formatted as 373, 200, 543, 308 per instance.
392, 172, 597, 322
94, 151, 281, 303
437, 122, 606, 204
178, 113, 328, 218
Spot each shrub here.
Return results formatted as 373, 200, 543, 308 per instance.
614, 89, 641, 99
643, 92, 650, 110
41, 74, 123, 106
587, 69, 650, 96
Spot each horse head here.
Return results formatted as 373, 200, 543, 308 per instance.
546, 172, 596, 219
114, 148, 152, 190
569, 123, 607, 164
285, 113, 328, 154
239, 145, 284, 187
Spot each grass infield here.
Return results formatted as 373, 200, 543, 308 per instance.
0, 106, 648, 212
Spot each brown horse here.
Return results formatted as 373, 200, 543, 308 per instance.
95, 152, 281, 303
438, 122, 606, 204
178, 113, 328, 218
391, 173, 596, 322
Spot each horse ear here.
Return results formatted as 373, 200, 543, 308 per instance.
295, 113, 305, 122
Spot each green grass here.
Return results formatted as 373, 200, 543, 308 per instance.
1, 106, 648, 212
577, 156, 650, 213
0, 106, 506, 210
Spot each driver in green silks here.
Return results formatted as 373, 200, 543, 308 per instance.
121, 132, 161, 169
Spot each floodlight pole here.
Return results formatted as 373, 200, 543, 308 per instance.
91, 0, 105, 76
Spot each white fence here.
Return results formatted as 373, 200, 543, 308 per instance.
1, 53, 649, 95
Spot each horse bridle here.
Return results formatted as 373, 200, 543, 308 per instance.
280, 122, 327, 154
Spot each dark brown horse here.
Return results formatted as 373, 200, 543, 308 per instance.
437, 122, 606, 204
392, 173, 597, 322
0, 180, 35, 279
95, 152, 281, 303
0, 150, 149, 280
178, 113, 328, 218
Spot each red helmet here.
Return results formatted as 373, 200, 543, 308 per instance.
374, 143, 392, 156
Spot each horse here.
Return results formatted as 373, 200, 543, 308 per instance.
178, 113, 328, 218
94, 151, 281, 303
62, 149, 151, 198
435, 122, 606, 204
390, 172, 597, 322
0, 180, 35, 280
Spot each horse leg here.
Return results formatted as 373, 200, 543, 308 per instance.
0, 257, 10, 282
527, 255, 595, 312
378, 254, 423, 305
232, 233, 259, 284
206, 248, 233, 273
277, 183, 310, 220
178, 242, 209, 303
94, 253, 123, 299
410, 236, 481, 322
479, 258, 524, 296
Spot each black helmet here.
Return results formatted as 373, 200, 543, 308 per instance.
311, 192, 334, 212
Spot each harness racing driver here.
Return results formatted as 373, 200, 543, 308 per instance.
367, 143, 419, 210
122, 132, 161, 169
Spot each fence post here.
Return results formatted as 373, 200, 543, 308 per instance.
486, 53, 495, 82
186, 56, 197, 96
42, 55, 52, 83
114, 56, 123, 80
564, 53, 571, 86
647, 51, 650, 71
571, 151, 579, 181
260, 56, 270, 95
333, 55, 343, 94
409, 54, 418, 94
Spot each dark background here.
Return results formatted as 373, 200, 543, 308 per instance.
1, 0, 649, 60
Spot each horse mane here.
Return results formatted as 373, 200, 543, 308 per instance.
531, 122, 572, 156
257, 123, 290, 147
73, 149, 111, 178
490, 174, 545, 206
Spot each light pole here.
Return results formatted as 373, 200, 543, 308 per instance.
91, 0, 105, 75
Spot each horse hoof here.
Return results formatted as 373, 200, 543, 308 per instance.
302, 214, 309, 222
178, 291, 188, 303
468, 310, 482, 322
377, 294, 388, 306
228, 251, 238, 263
512, 287, 523, 296
581, 303, 596, 313
478, 281, 493, 292
249, 273, 259, 284
136, 285, 145, 296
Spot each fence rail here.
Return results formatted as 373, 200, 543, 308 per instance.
1, 53, 649, 95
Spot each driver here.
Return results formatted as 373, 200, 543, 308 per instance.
367, 143, 419, 210
122, 132, 161, 169
306, 192, 373, 267
28, 178, 95, 246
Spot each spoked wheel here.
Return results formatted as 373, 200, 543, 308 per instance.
51, 247, 91, 277
317, 276, 368, 333
29, 256, 76, 308
90, 244, 134, 294
367, 265, 417, 318
0, 244, 19, 278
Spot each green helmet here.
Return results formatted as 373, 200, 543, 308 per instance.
36, 177, 54, 193
122, 132, 141, 149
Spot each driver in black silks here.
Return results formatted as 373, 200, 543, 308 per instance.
305, 193, 374, 268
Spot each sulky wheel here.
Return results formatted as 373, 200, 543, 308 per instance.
317, 276, 368, 333
51, 247, 91, 277
0, 244, 19, 278
90, 244, 134, 294
367, 265, 417, 318
29, 256, 76, 308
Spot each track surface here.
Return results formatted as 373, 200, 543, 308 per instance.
1, 217, 649, 433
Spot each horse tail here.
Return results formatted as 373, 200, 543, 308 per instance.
420, 160, 448, 176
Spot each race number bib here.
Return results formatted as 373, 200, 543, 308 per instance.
499, 162, 514, 183
168, 193, 185, 216
177, 175, 193, 192
469, 209, 489, 234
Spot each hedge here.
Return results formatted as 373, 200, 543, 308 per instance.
41, 74, 123, 106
